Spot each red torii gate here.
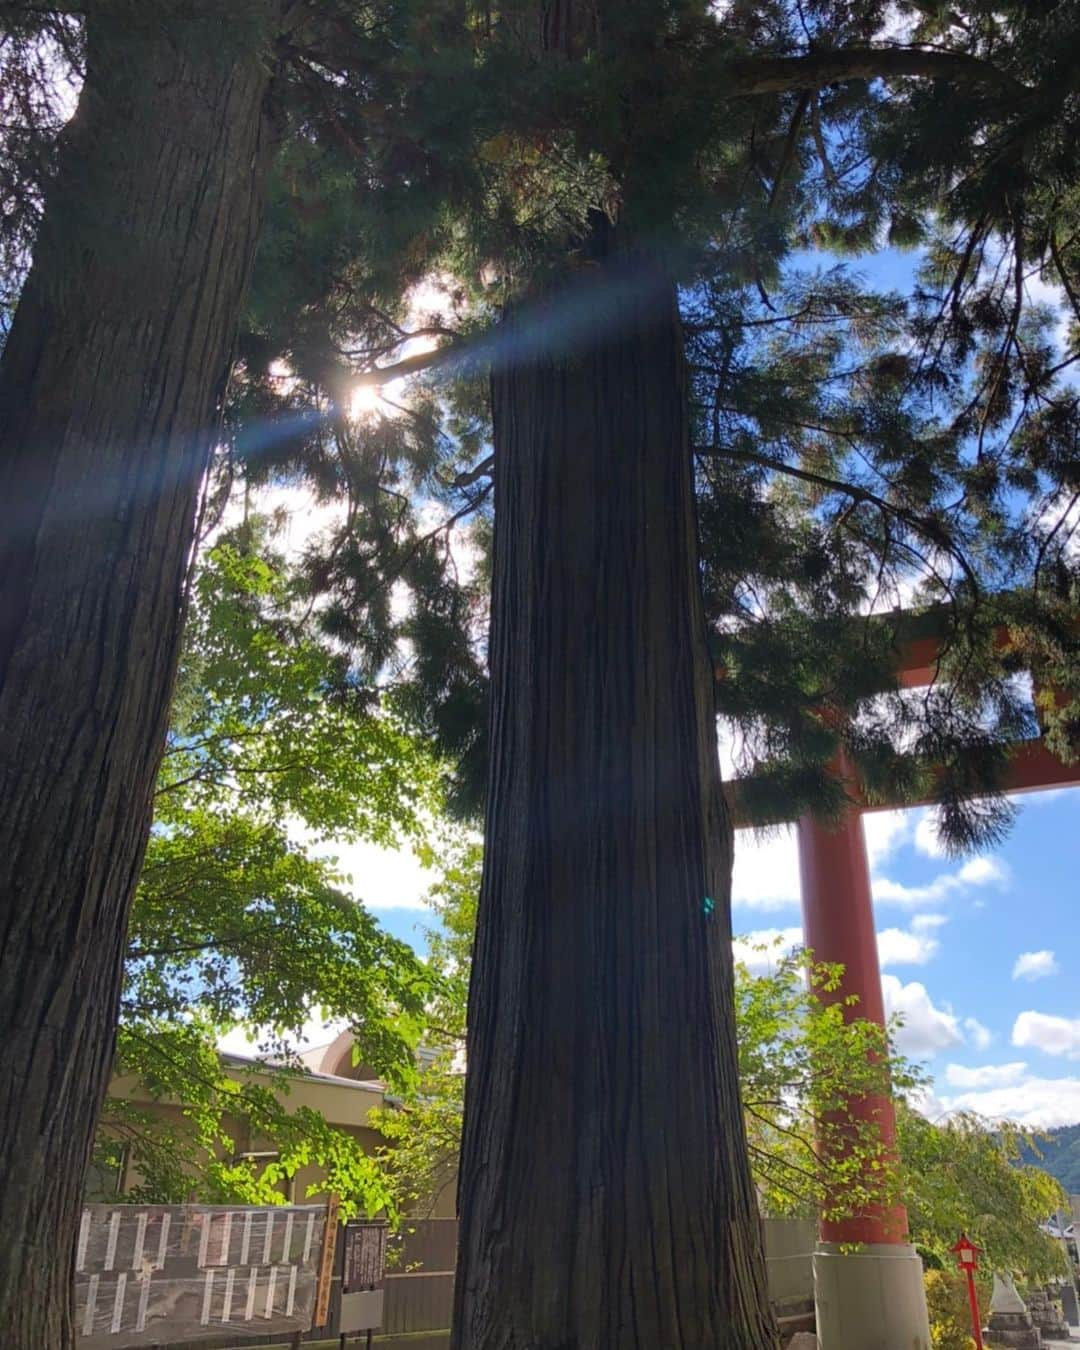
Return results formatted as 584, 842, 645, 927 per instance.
720, 617, 1080, 1350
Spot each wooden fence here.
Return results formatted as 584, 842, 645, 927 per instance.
383, 1220, 456, 1336
137, 1215, 813, 1345
377, 1216, 815, 1340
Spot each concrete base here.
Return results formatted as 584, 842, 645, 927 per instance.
813, 1243, 931, 1350
986, 1310, 1041, 1348
766, 1217, 818, 1315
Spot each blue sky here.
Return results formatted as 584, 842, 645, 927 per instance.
344, 785, 1080, 1129
727, 788, 1080, 1128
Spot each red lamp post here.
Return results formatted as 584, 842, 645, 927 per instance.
951, 1233, 985, 1350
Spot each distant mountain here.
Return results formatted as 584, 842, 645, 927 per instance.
1019, 1124, 1080, 1196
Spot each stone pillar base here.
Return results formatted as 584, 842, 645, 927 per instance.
986, 1311, 1041, 1348
813, 1243, 931, 1350
1026, 1287, 1069, 1339
1060, 1279, 1080, 1327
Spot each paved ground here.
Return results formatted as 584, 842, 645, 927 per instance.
157, 1334, 448, 1350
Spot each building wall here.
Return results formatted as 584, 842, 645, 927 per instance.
103, 1062, 393, 1210
105, 1035, 459, 1219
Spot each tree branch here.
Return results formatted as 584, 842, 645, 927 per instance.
352, 341, 461, 390
706, 444, 980, 594
440, 454, 494, 491
126, 935, 252, 963
0, 1, 84, 13
726, 45, 1027, 100
1050, 230, 1080, 333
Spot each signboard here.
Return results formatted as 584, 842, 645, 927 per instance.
342, 1222, 388, 1292
339, 1222, 388, 1336
74, 1203, 326, 1348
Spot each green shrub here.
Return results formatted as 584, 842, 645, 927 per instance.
925, 1270, 978, 1350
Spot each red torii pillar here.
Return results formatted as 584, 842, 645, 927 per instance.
798, 787, 932, 1350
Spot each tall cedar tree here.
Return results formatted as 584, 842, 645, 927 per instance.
448, 2, 783, 1337
3, 2, 1080, 1346
0, 5, 285, 1345
454, 258, 778, 1345
0, 3, 475, 1343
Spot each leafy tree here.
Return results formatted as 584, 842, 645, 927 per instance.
370, 831, 478, 1219
901, 1110, 1069, 1283
377, 843, 915, 1230
97, 1026, 397, 1220
736, 942, 921, 1228
97, 536, 441, 1219
745, 993, 1069, 1286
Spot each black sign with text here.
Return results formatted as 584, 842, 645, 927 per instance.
342, 1222, 388, 1292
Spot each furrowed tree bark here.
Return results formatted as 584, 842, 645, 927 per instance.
452, 258, 778, 1350
0, 4, 284, 1344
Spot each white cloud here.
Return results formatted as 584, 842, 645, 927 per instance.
912, 913, 949, 932
882, 975, 963, 1055
871, 853, 1009, 907
717, 720, 744, 780
1012, 1010, 1080, 1059
734, 912, 945, 973
938, 1074, 1080, 1129
877, 2, 917, 44
944, 1061, 1028, 1090
863, 810, 912, 869
963, 1017, 994, 1051
877, 926, 940, 967
958, 856, 1009, 887
328, 837, 433, 910
1012, 950, 1060, 982
871, 877, 951, 906
908, 1083, 948, 1121
1026, 787, 1074, 808
287, 819, 434, 911
730, 809, 929, 911
732, 927, 804, 975
913, 812, 947, 858
732, 804, 1019, 920
210, 480, 341, 560
731, 828, 801, 910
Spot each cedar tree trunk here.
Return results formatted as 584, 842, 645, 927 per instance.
452, 258, 779, 1350
0, 5, 283, 1344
